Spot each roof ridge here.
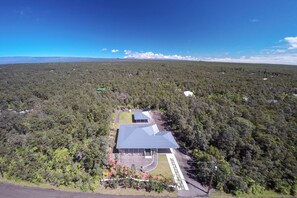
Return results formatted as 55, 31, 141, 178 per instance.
118, 125, 136, 147
119, 125, 152, 147
117, 124, 179, 149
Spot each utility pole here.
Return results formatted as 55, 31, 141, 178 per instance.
207, 160, 218, 194
0, 167, 3, 178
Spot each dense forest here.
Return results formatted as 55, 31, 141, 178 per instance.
0, 60, 296, 195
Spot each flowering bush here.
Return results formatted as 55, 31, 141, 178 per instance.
140, 172, 149, 180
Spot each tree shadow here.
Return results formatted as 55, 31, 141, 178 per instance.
159, 114, 172, 131
178, 147, 189, 155
185, 180, 208, 194
132, 114, 135, 123
112, 129, 119, 153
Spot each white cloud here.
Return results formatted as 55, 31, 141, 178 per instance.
275, 49, 286, 53
19, 10, 25, 16
124, 50, 132, 54
124, 50, 199, 61
15, 7, 32, 18
111, 49, 119, 53
250, 18, 259, 23
284, 36, 297, 49
262, 48, 287, 55
101, 48, 107, 51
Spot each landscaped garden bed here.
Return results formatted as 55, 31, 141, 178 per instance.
102, 153, 176, 193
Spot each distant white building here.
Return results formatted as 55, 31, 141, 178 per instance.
263, 78, 268, 81
184, 91, 194, 97
19, 110, 30, 114
242, 96, 249, 102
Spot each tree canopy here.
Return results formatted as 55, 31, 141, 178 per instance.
0, 60, 296, 195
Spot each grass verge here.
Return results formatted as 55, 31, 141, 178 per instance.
96, 185, 177, 197
210, 190, 292, 198
0, 177, 81, 193
0, 177, 177, 197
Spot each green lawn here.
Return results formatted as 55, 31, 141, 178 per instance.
150, 154, 173, 179
119, 112, 133, 124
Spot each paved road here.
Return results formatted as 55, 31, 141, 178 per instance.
0, 182, 172, 198
173, 149, 209, 198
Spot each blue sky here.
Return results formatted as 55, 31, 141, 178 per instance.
0, 0, 297, 64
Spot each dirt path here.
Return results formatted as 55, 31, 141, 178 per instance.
0, 182, 171, 198
114, 109, 121, 124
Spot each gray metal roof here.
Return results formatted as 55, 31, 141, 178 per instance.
116, 124, 179, 149
134, 111, 151, 120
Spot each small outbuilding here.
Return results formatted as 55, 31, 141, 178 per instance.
133, 111, 152, 123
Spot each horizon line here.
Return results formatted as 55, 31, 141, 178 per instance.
0, 56, 296, 66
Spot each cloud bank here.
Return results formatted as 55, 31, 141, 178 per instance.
203, 54, 297, 65
123, 36, 297, 65
123, 50, 297, 65
124, 50, 199, 61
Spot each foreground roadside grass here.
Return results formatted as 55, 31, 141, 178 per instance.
96, 186, 177, 197
0, 177, 83, 193
0, 177, 177, 197
210, 190, 292, 198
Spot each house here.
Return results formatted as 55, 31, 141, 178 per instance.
184, 91, 194, 97
116, 124, 179, 157
133, 111, 152, 123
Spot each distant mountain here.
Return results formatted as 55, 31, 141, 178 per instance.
0, 57, 120, 64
